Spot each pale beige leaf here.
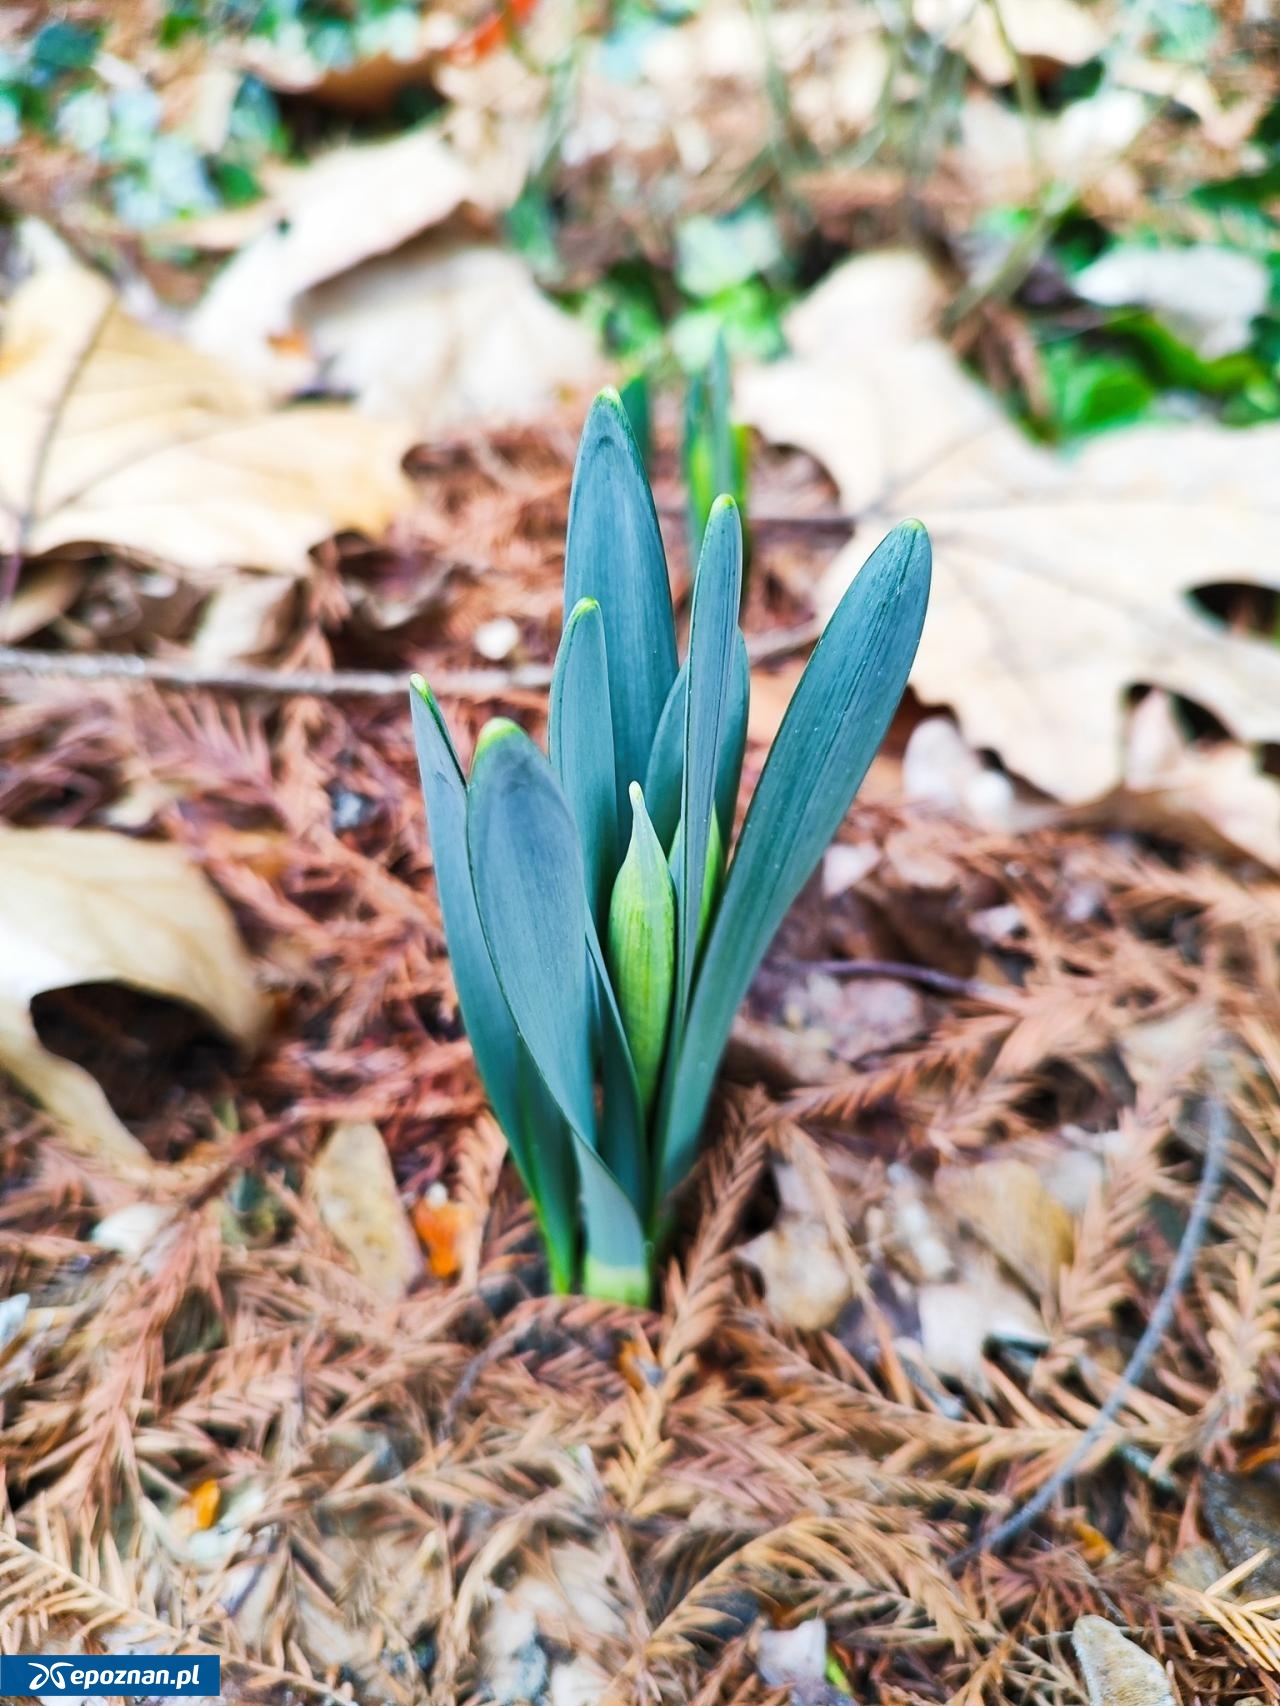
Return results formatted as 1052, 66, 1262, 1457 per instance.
1117, 1002, 1217, 1097
1114, 690, 1280, 869
916, 0, 1107, 83
953, 89, 1149, 208
186, 125, 526, 386
300, 237, 600, 435
737, 249, 1280, 803
477, 1540, 624, 1706
190, 573, 299, 667
1072, 1616, 1175, 1706
0, 266, 414, 584
310, 1121, 424, 1303
915, 1257, 1049, 1392
2, 560, 85, 644
1075, 243, 1269, 360
738, 1164, 855, 1334
935, 1157, 1075, 1298
0, 827, 268, 1175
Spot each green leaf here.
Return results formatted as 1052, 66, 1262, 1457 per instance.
467, 719, 649, 1299
684, 330, 748, 570
607, 783, 676, 1115
408, 679, 576, 1290
644, 632, 749, 852
674, 496, 742, 1040
585, 917, 648, 1214
549, 597, 618, 929
564, 389, 677, 828
669, 806, 723, 956
657, 521, 931, 1200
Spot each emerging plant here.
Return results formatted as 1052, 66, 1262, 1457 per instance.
411, 391, 929, 1303
684, 330, 750, 579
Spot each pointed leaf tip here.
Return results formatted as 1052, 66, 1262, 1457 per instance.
474, 717, 522, 760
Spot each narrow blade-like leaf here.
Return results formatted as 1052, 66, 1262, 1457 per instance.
674, 496, 742, 1037
467, 719, 649, 1300
549, 596, 618, 929
645, 634, 749, 853
408, 679, 576, 1289
657, 521, 931, 1199
564, 390, 678, 827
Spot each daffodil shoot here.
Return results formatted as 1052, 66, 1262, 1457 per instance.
411, 390, 930, 1303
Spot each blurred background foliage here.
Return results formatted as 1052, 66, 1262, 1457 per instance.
1, 0, 1277, 444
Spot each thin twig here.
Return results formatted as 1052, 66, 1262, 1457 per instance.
0, 622, 823, 700
778, 956, 1017, 1006
954, 1084, 1230, 1567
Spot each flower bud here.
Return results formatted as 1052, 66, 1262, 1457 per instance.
607, 783, 676, 1113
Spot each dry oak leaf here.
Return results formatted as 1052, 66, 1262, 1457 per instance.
310, 1120, 425, 1303
0, 827, 268, 1178
185, 123, 529, 388
737, 251, 1280, 803
0, 264, 414, 582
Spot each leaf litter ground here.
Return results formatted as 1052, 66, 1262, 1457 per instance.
1, 422, 1279, 1706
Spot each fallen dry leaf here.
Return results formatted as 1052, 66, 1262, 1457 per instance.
186, 125, 526, 390
476, 1540, 625, 1706
880, 1164, 1050, 1393
1074, 243, 1269, 361
0, 828, 267, 1176
234, 11, 455, 109
758, 1616, 829, 1688
1112, 689, 1280, 870
300, 236, 600, 435
737, 250, 1280, 804
953, 89, 1149, 210
934, 1157, 1075, 1298
917, 0, 1106, 84
310, 1121, 425, 1303
1117, 1002, 1217, 1097
1073, 1616, 1175, 1706
0, 265, 414, 594
738, 1160, 856, 1331
1, 559, 85, 644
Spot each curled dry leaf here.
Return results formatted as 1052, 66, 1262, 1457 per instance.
0, 827, 267, 1178
1072, 1616, 1175, 1706
738, 1160, 855, 1331
881, 1164, 1050, 1394
758, 1616, 829, 1687
954, 88, 1150, 210
1112, 690, 1280, 871
310, 1121, 425, 1303
737, 250, 1280, 804
186, 125, 530, 390
1074, 244, 1270, 362
300, 236, 600, 436
916, 0, 1106, 84
0, 265, 415, 596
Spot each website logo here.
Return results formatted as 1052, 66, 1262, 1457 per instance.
0, 1654, 220, 1697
